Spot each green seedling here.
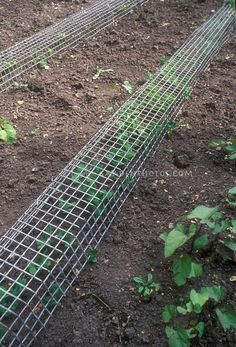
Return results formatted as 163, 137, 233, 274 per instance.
37, 57, 48, 69
14, 82, 28, 90
107, 106, 114, 112
209, 138, 236, 160
160, 203, 236, 283
160, 56, 170, 65
92, 67, 113, 80
88, 189, 114, 217
216, 307, 236, 330
58, 198, 76, 212
165, 322, 205, 347
3, 59, 17, 70
227, 0, 235, 8
132, 273, 160, 296
57, 230, 74, 248
122, 176, 136, 188
57, 31, 67, 41
36, 226, 54, 251
43, 283, 64, 309
0, 277, 26, 318
107, 145, 135, 167
183, 86, 191, 100
226, 186, 236, 208
31, 128, 40, 136
27, 256, 52, 275
122, 80, 133, 94
0, 118, 16, 144
146, 71, 155, 81
88, 248, 97, 263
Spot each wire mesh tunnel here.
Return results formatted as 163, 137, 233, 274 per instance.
0, 0, 146, 92
0, 2, 235, 347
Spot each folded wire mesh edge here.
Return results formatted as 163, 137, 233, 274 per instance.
0, 2, 235, 346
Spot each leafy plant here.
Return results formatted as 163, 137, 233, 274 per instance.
36, 226, 54, 251
209, 138, 236, 160
58, 198, 76, 212
132, 273, 160, 296
122, 80, 133, 94
0, 118, 16, 144
0, 277, 26, 317
227, 0, 235, 9
216, 307, 236, 330
226, 186, 236, 208
43, 282, 64, 309
160, 56, 169, 65
37, 57, 48, 69
88, 248, 98, 263
92, 67, 113, 80
27, 256, 52, 275
14, 82, 28, 89
165, 322, 204, 347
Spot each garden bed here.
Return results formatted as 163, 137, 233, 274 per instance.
0, 0, 235, 346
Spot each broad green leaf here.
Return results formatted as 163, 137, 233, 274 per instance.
193, 234, 210, 250
165, 326, 190, 347
201, 286, 225, 302
159, 231, 168, 241
122, 80, 133, 94
208, 138, 226, 148
216, 307, 236, 330
225, 144, 236, 152
162, 305, 177, 323
229, 153, 236, 160
224, 240, 236, 251
173, 255, 202, 286
187, 206, 218, 222
177, 306, 188, 315
189, 262, 203, 278
190, 289, 209, 308
231, 220, 236, 232
132, 277, 144, 284
211, 220, 229, 234
228, 187, 236, 195
173, 255, 191, 286
164, 224, 190, 257
194, 321, 205, 337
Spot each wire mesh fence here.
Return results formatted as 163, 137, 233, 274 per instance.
0, 0, 146, 92
0, 2, 235, 347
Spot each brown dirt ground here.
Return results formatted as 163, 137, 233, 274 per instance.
0, 0, 236, 346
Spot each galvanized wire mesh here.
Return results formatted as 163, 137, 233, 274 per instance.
0, 0, 146, 92
0, 2, 235, 347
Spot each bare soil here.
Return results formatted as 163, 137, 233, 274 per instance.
0, 0, 235, 346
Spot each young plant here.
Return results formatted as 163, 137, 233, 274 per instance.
43, 282, 64, 309
37, 57, 48, 69
132, 273, 160, 296
160, 56, 170, 66
227, 0, 235, 9
0, 118, 16, 144
122, 80, 133, 94
14, 82, 28, 90
92, 67, 113, 80
209, 137, 236, 160
27, 256, 52, 276
36, 226, 54, 251
227, 186, 236, 208
88, 248, 98, 263
58, 198, 76, 212
0, 277, 27, 318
